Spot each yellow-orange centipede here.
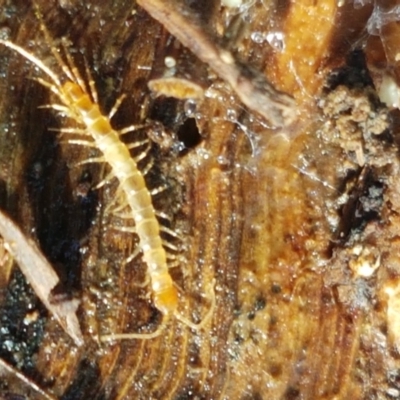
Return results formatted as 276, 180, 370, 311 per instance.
0, 19, 214, 340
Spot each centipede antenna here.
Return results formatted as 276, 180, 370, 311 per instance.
31, 78, 75, 116
0, 40, 62, 88
60, 38, 91, 97
33, 4, 77, 83
31, 76, 65, 100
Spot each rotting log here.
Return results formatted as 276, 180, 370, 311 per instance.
0, 0, 399, 399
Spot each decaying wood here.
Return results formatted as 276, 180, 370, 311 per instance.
1, 0, 400, 399
0, 209, 83, 346
137, 0, 297, 127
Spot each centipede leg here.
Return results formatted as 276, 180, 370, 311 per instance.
133, 142, 152, 163
38, 103, 72, 115
76, 156, 105, 166
166, 258, 180, 269
175, 279, 216, 331
114, 225, 137, 234
161, 239, 180, 252
49, 127, 89, 135
100, 318, 168, 341
60, 38, 90, 95
110, 210, 132, 219
65, 139, 98, 147
160, 226, 184, 241
83, 56, 99, 104
108, 93, 126, 120
125, 245, 141, 264
95, 170, 116, 189
150, 185, 168, 196
133, 273, 150, 288
155, 211, 173, 223
141, 158, 154, 176
118, 123, 148, 136
33, 77, 72, 109
126, 139, 150, 150
107, 200, 129, 217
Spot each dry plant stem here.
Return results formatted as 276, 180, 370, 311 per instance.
137, 0, 297, 127
0, 358, 57, 400
0, 209, 84, 346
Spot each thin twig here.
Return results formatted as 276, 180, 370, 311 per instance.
0, 209, 84, 347
0, 357, 57, 400
137, 0, 297, 127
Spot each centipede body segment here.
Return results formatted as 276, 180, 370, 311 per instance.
0, 16, 215, 340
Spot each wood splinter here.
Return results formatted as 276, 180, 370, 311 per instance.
137, 0, 297, 127
0, 209, 84, 347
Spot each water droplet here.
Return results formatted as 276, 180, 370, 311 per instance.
0, 327, 9, 334
226, 108, 237, 121
250, 31, 264, 44
194, 112, 204, 122
164, 56, 176, 68
197, 148, 210, 160
0, 27, 11, 41
184, 99, 197, 117
80, 246, 89, 255
205, 87, 218, 99
217, 155, 229, 165
4, 340, 13, 351
173, 141, 185, 153
266, 31, 285, 52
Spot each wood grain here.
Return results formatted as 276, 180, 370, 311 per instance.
0, 0, 399, 399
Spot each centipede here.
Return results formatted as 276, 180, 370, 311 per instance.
0, 11, 215, 341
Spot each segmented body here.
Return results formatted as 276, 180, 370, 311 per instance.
64, 82, 179, 315
0, 40, 178, 320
